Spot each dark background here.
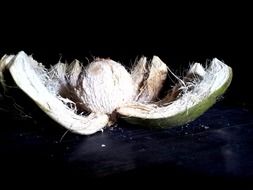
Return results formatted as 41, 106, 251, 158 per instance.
1, 3, 253, 189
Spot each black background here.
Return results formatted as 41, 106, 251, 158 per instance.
1, 3, 253, 189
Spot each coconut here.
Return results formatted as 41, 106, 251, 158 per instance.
0, 51, 232, 135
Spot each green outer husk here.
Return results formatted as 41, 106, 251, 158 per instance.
120, 67, 233, 128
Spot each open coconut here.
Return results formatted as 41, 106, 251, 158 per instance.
0, 51, 232, 135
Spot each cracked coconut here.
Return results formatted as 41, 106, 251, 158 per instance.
0, 51, 232, 135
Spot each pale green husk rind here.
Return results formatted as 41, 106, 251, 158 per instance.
120, 67, 233, 128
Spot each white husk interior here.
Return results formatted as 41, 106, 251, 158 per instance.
134, 56, 168, 103
117, 58, 230, 119
1, 52, 109, 135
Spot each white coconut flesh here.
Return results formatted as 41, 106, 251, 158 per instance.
0, 51, 232, 134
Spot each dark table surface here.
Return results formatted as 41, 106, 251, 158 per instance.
1, 99, 253, 188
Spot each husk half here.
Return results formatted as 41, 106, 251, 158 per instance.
0, 51, 109, 135
117, 58, 232, 127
